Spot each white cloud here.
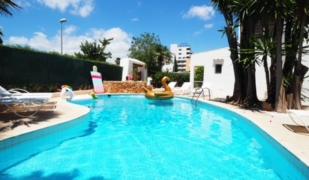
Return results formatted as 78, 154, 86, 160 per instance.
71, 1, 94, 17
38, 0, 94, 17
193, 24, 213, 36
184, 5, 215, 21
7, 36, 28, 44
38, 0, 76, 12
7, 27, 132, 62
131, 17, 139, 22
63, 25, 78, 34
204, 23, 214, 29
193, 30, 203, 36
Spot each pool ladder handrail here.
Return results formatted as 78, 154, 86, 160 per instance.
191, 87, 211, 105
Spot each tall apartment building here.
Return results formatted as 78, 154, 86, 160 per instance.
170, 44, 192, 72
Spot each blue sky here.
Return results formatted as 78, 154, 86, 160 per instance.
0, 0, 228, 59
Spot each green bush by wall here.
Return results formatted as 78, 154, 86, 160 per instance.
0, 46, 122, 92
153, 72, 189, 87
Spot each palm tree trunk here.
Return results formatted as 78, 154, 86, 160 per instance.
291, 13, 308, 109
225, 25, 243, 103
240, 17, 259, 107
263, 55, 270, 97
222, 12, 244, 104
274, 18, 287, 112
283, 17, 298, 108
245, 63, 259, 106
283, 18, 297, 77
268, 52, 276, 105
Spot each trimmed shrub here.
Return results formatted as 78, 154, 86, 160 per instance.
153, 72, 189, 87
0, 46, 122, 92
194, 66, 204, 88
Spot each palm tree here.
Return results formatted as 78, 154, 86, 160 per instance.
213, 0, 309, 111
212, 0, 245, 104
271, 1, 286, 112
236, 0, 292, 111
232, 0, 261, 107
0, 0, 19, 16
260, 0, 309, 111
290, 0, 309, 109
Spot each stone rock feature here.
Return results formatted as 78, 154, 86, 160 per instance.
104, 81, 146, 93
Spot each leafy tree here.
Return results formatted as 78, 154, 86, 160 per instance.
155, 44, 171, 72
129, 33, 171, 76
75, 38, 113, 62
194, 66, 204, 87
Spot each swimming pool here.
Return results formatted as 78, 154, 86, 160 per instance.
0, 95, 308, 179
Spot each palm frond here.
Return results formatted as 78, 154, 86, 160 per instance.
0, 0, 20, 16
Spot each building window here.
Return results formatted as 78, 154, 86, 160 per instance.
215, 64, 222, 74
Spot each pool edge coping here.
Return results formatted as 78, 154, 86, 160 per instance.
0, 100, 91, 142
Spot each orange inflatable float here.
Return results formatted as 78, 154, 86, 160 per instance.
143, 76, 174, 100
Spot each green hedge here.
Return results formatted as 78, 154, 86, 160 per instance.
0, 46, 122, 92
153, 72, 190, 87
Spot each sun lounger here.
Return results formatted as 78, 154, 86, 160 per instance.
0, 86, 56, 117
283, 124, 309, 134
173, 82, 191, 95
284, 110, 309, 133
0, 86, 52, 101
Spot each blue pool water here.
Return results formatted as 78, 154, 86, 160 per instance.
0, 95, 308, 179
